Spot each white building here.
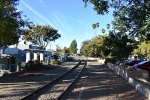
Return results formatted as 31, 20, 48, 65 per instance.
0, 41, 52, 72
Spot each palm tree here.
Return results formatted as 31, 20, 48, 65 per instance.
101, 29, 105, 34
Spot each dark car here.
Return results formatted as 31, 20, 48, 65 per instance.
126, 60, 140, 66
133, 61, 150, 71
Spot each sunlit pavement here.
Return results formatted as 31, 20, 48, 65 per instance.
67, 61, 148, 100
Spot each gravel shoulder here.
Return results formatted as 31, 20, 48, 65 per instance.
0, 61, 78, 100
67, 61, 148, 100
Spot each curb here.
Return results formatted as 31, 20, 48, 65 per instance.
107, 63, 150, 99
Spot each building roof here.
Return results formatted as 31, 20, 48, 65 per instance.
4, 48, 26, 55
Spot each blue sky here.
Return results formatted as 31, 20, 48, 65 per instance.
17, 0, 114, 50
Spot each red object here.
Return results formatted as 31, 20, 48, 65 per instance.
137, 61, 150, 71
126, 60, 140, 66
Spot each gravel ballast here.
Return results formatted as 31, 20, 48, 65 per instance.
0, 62, 77, 100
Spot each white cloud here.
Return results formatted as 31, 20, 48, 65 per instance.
53, 13, 65, 28
20, 1, 77, 49
21, 0, 54, 27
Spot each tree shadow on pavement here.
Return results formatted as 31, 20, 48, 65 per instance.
68, 63, 147, 100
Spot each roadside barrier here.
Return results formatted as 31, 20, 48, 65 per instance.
107, 62, 150, 99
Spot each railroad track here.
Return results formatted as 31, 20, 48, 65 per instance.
20, 60, 87, 100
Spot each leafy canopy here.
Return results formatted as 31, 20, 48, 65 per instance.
80, 32, 135, 62
83, 0, 150, 40
80, 40, 90, 57
56, 46, 70, 55
104, 32, 135, 61
69, 39, 77, 54
0, 0, 30, 47
80, 35, 108, 58
132, 40, 150, 58
24, 25, 61, 49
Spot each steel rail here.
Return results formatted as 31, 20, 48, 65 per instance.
57, 61, 87, 100
20, 60, 81, 100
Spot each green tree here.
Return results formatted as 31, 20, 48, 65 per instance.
106, 24, 110, 29
132, 40, 150, 58
80, 36, 108, 58
81, 32, 135, 62
83, 0, 150, 40
82, 0, 150, 62
62, 47, 70, 55
0, 0, 30, 49
56, 45, 61, 54
80, 40, 90, 57
69, 39, 77, 55
55, 46, 70, 55
101, 29, 105, 34
92, 22, 99, 29
24, 25, 61, 49
103, 32, 135, 62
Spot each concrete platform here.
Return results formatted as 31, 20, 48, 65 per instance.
107, 62, 150, 99
67, 61, 148, 100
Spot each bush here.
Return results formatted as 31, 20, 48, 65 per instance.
25, 60, 43, 70
34, 60, 42, 66
51, 59, 59, 65
17, 62, 26, 71
66, 56, 74, 61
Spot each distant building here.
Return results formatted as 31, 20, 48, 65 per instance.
0, 41, 52, 73
0, 54, 17, 73
4, 48, 26, 62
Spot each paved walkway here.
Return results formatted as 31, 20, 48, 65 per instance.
67, 61, 148, 100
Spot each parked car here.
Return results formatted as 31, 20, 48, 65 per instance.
125, 60, 140, 66
133, 60, 150, 71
